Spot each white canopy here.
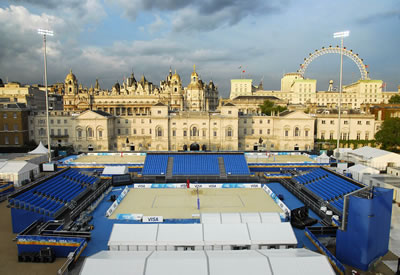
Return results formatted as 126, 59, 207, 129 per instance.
80, 249, 335, 275
102, 166, 128, 176
348, 164, 380, 182
316, 152, 330, 163
0, 161, 39, 186
28, 141, 48, 155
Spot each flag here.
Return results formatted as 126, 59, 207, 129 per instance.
238, 66, 242, 69
365, 64, 369, 68
242, 70, 245, 73
381, 82, 386, 88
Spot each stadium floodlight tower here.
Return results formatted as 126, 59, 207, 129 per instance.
333, 30, 350, 159
37, 28, 54, 163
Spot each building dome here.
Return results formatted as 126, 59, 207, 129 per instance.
65, 69, 77, 83
171, 70, 181, 83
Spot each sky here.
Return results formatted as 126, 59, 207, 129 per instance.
0, 0, 399, 98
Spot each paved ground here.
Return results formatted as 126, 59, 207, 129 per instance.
0, 201, 65, 275
245, 154, 315, 163
74, 154, 145, 164
110, 188, 283, 219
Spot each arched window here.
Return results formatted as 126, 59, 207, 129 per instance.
156, 127, 162, 137
77, 128, 82, 139
191, 127, 198, 136
87, 127, 93, 138
227, 127, 233, 137
294, 127, 300, 137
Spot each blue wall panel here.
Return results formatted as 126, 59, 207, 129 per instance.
336, 187, 393, 270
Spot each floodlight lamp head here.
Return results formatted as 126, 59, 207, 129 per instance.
37, 29, 54, 36
333, 31, 350, 38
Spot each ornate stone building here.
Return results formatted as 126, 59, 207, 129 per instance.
29, 103, 315, 152
231, 74, 400, 109
62, 66, 219, 115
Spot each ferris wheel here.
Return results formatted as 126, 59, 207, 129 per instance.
297, 46, 370, 80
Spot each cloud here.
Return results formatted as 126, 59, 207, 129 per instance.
148, 15, 165, 34
109, 0, 287, 31
356, 10, 400, 24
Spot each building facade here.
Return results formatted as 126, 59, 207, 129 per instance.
0, 103, 30, 148
29, 104, 315, 152
0, 82, 46, 110
231, 74, 400, 109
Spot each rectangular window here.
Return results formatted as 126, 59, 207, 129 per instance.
357, 121, 362, 125
365, 132, 369, 140
330, 133, 334, 140
64, 119, 67, 124
267, 129, 270, 135
141, 129, 144, 134
213, 131, 217, 137
244, 128, 247, 135
183, 130, 187, 137
251, 129, 254, 135
13, 112, 17, 119
173, 130, 176, 137
244, 119, 247, 124
64, 129, 68, 136
330, 120, 334, 125
117, 129, 121, 135
321, 133, 325, 140
202, 130, 206, 137
259, 120, 262, 124
285, 130, 288, 137
58, 129, 61, 135
149, 129, 152, 134
57, 119, 61, 124
366, 121, 370, 125
14, 136, 19, 144
125, 119, 128, 124
5, 136, 9, 144
305, 130, 308, 137
117, 119, 120, 124
51, 119, 54, 124
133, 129, 136, 135
51, 129, 54, 135
259, 129, 262, 134
357, 133, 361, 140
3, 113, 7, 119
125, 128, 129, 134
321, 120, 326, 124
14, 124, 18, 131
344, 121, 349, 125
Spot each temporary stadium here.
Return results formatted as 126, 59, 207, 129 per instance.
1, 150, 399, 275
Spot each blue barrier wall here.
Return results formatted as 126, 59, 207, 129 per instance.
11, 208, 52, 233
17, 235, 86, 257
336, 187, 393, 270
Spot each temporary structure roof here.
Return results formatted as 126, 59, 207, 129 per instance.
241, 212, 262, 223
200, 212, 281, 224
102, 166, 128, 176
200, 213, 221, 224
202, 223, 250, 246
108, 224, 158, 247
351, 146, 391, 159
259, 212, 281, 223
28, 141, 48, 155
260, 248, 335, 274
316, 152, 330, 163
0, 161, 38, 174
80, 249, 335, 275
156, 224, 203, 246
79, 250, 150, 275
146, 251, 208, 275
220, 212, 241, 224
207, 250, 273, 275
247, 223, 297, 245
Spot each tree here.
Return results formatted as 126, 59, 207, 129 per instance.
388, 95, 400, 104
375, 118, 400, 151
259, 100, 287, 115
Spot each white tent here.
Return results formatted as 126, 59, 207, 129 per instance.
28, 141, 49, 155
80, 249, 335, 275
348, 164, 379, 182
108, 223, 297, 251
348, 146, 400, 171
102, 166, 128, 177
0, 161, 39, 187
316, 152, 330, 163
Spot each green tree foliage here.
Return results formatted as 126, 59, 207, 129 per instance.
259, 100, 287, 115
388, 95, 400, 104
375, 118, 400, 151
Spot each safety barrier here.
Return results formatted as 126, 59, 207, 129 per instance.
105, 186, 129, 217
305, 227, 345, 275
262, 184, 291, 220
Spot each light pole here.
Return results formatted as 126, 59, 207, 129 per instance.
37, 28, 53, 163
333, 30, 349, 159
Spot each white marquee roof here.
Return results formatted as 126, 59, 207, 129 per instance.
28, 141, 49, 155
80, 249, 335, 275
